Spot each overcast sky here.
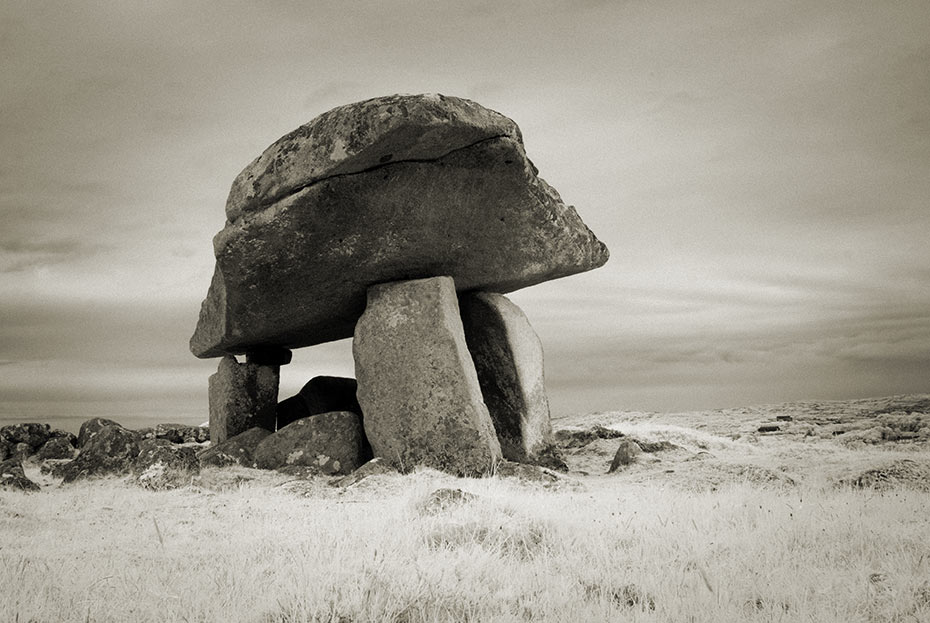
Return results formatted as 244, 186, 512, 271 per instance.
2, 0, 928, 431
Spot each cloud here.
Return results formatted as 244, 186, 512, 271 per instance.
0, 0, 928, 425
0, 238, 107, 273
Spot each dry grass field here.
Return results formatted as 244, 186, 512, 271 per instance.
2, 395, 929, 622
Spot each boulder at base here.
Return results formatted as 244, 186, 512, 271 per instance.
354, 276, 502, 476
330, 457, 397, 488
77, 418, 123, 448
460, 291, 557, 464
0, 459, 40, 492
132, 441, 200, 490
154, 423, 210, 444
60, 424, 140, 483
0, 423, 53, 452
608, 439, 641, 473
253, 411, 367, 475
191, 93, 608, 358
197, 427, 271, 468
35, 437, 77, 461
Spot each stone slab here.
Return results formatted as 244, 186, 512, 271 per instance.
191, 94, 608, 358
459, 292, 554, 463
208, 356, 279, 443
353, 276, 502, 476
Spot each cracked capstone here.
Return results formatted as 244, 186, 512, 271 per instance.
191, 93, 609, 358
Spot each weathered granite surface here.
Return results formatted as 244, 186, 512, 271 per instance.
460, 292, 554, 463
191, 94, 608, 358
354, 276, 502, 476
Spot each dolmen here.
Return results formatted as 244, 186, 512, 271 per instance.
191, 94, 608, 477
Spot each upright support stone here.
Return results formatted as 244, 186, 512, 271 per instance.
460, 292, 557, 464
208, 353, 286, 443
353, 276, 502, 476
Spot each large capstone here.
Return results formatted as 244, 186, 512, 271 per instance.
459, 292, 555, 464
353, 276, 502, 476
191, 93, 608, 358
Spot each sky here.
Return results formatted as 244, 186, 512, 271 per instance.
1, 0, 928, 432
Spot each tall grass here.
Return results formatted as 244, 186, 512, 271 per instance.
2, 468, 928, 622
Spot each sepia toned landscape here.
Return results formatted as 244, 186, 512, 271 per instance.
3, 2, 929, 622
3, 394, 928, 622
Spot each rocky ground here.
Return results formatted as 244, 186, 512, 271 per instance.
555, 394, 930, 492
2, 394, 929, 623
2, 394, 927, 496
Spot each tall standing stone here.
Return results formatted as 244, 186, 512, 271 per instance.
459, 292, 554, 463
208, 355, 281, 443
353, 276, 502, 476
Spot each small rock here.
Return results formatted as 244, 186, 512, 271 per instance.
531, 443, 569, 472
197, 427, 271, 468
0, 459, 40, 492
77, 418, 124, 448
0, 423, 53, 452
554, 425, 625, 448
35, 437, 77, 461
757, 424, 781, 433
417, 488, 478, 515
330, 457, 397, 487
49, 429, 78, 446
155, 423, 210, 444
253, 411, 368, 475
495, 460, 562, 483
635, 440, 682, 453
608, 439, 641, 473
775, 415, 793, 422
9, 442, 31, 463
136, 427, 156, 440
132, 444, 200, 490
60, 424, 141, 483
